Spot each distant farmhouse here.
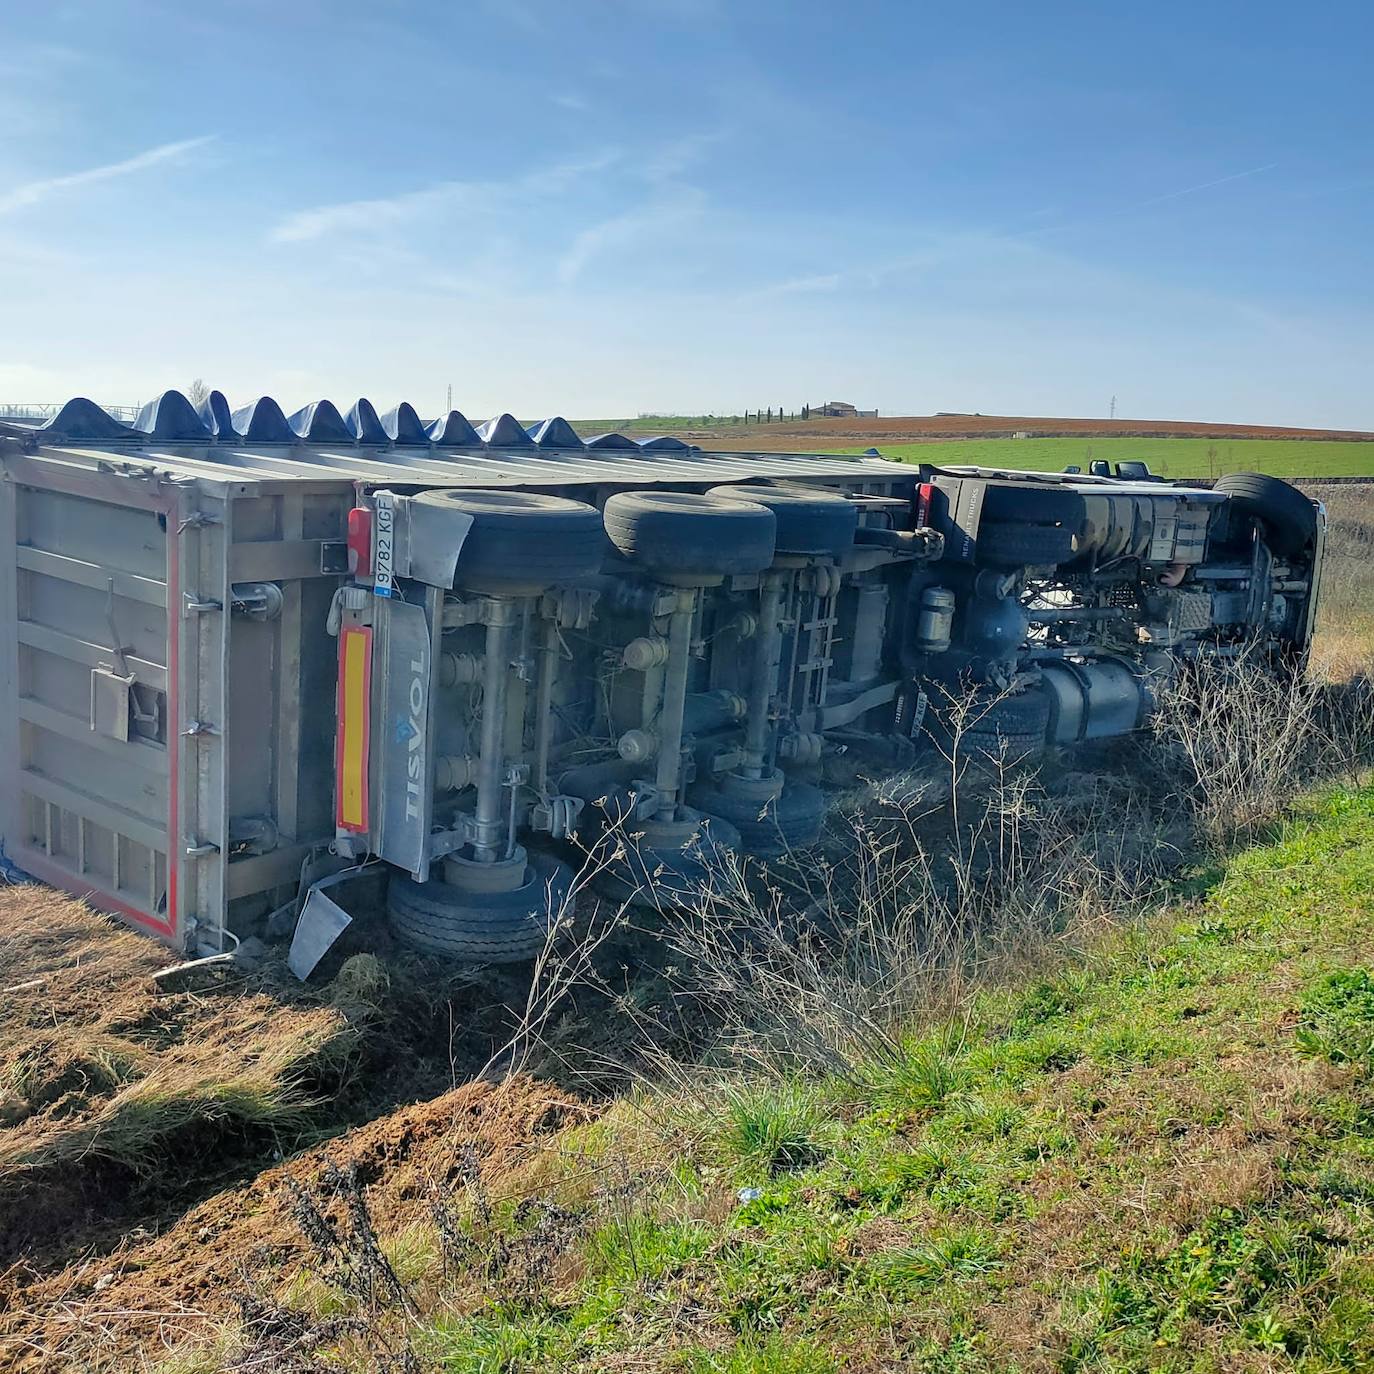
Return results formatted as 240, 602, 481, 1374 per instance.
804, 400, 879, 419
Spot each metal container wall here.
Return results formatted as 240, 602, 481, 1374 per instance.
0, 462, 183, 942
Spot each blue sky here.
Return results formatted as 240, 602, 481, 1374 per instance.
1, 0, 1371, 427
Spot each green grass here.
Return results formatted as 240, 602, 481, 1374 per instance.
835, 435, 1374, 479
679, 1333, 840, 1374
421, 785, 1374, 1372
717, 1081, 832, 1180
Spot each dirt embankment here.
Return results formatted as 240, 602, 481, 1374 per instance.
1, 1076, 585, 1371
0, 886, 590, 1371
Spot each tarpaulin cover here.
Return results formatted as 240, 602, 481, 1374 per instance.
289, 399, 352, 443
133, 391, 211, 441
381, 402, 429, 444
37, 397, 133, 440
231, 395, 297, 443
476, 413, 534, 447
10, 389, 853, 468
198, 389, 236, 437
427, 410, 482, 446
345, 398, 388, 445
527, 417, 584, 448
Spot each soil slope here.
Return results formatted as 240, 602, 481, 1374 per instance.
0, 887, 585, 1371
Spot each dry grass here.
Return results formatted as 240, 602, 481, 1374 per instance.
1305, 483, 1374, 682
1144, 648, 1374, 847
614, 763, 1170, 1087
561, 488, 1374, 1096
1129, 483, 1374, 848
0, 887, 356, 1184
2, 1075, 587, 1373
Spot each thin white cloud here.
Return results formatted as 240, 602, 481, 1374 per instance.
521, 150, 622, 196
483, 0, 718, 31
1132, 162, 1278, 211
1019, 163, 1281, 244
271, 184, 452, 244
551, 129, 720, 284
0, 136, 214, 217
484, 0, 547, 34
759, 272, 844, 296
0, 41, 88, 79
644, 130, 724, 182
556, 188, 705, 283
610, 0, 720, 17
749, 248, 941, 301
0, 234, 75, 270
271, 150, 621, 244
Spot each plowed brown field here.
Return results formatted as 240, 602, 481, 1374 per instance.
678, 413, 1374, 451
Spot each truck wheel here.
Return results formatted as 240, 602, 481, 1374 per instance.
597, 809, 742, 908
413, 489, 604, 594
705, 484, 857, 557
387, 853, 574, 962
967, 688, 1051, 736
976, 520, 1076, 568
1213, 473, 1316, 558
692, 779, 827, 857
977, 483, 1086, 526
961, 727, 1045, 766
603, 491, 776, 579
927, 688, 1050, 763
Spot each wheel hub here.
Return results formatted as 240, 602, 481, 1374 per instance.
442, 845, 529, 894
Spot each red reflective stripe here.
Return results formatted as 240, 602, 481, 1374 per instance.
165, 492, 181, 945
17, 847, 177, 940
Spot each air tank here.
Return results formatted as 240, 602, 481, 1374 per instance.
912, 586, 955, 653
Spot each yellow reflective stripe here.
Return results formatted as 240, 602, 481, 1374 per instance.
338, 628, 369, 827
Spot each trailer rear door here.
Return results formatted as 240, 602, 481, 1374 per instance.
0, 458, 226, 952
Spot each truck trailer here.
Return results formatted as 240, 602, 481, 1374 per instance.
0, 391, 1325, 962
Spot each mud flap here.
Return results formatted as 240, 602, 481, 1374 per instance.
288, 865, 375, 980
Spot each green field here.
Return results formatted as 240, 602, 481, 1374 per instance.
418, 785, 1374, 1370
837, 436, 1374, 479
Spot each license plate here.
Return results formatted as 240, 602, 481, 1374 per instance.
373, 491, 395, 597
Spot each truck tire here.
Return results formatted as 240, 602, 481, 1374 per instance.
603, 491, 776, 578
978, 484, 1087, 526
414, 490, 604, 594
387, 853, 573, 962
692, 779, 827, 857
961, 727, 1045, 766
926, 688, 1051, 764
597, 811, 743, 908
976, 520, 1076, 568
967, 688, 1051, 736
705, 484, 858, 557
1213, 473, 1316, 558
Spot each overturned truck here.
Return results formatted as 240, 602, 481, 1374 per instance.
0, 392, 1325, 960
